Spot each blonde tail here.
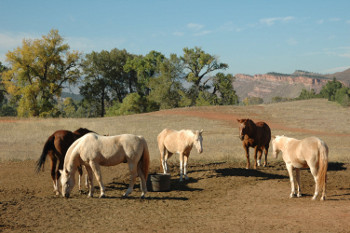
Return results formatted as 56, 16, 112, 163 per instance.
317, 140, 328, 200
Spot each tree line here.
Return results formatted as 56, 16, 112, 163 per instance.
0, 29, 239, 117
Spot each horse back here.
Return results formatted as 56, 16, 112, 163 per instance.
252, 122, 271, 147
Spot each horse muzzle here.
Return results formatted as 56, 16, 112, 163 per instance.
64, 193, 70, 199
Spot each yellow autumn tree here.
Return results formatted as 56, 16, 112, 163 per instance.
2, 29, 81, 117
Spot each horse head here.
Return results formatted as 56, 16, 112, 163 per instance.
74, 128, 93, 136
194, 129, 204, 154
237, 119, 255, 141
60, 169, 75, 198
271, 135, 283, 158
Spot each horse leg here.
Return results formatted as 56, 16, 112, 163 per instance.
124, 163, 137, 197
286, 163, 296, 198
162, 151, 169, 174
244, 146, 250, 169
179, 153, 184, 182
137, 162, 147, 198
50, 157, 59, 195
85, 165, 94, 198
77, 165, 83, 194
183, 155, 189, 180
295, 168, 302, 197
253, 147, 258, 169
310, 166, 319, 200
89, 162, 105, 198
263, 146, 269, 167
257, 149, 262, 167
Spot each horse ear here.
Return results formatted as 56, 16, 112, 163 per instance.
200, 129, 203, 134
237, 119, 241, 123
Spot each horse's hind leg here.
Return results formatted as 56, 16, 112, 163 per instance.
50, 156, 59, 195
85, 166, 94, 198
183, 155, 189, 180
310, 166, 319, 200
124, 163, 137, 197
295, 168, 302, 197
244, 145, 250, 169
263, 146, 269, 167
89, 162, 105, 198
257, 149, 263, 167
137, 163, 147, 198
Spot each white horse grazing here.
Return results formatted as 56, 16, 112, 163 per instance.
60, 133, 150, 198
272, 135, 328, 201
157, 129, 203, 181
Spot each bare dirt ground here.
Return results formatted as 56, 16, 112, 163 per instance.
1, 104, 350, 233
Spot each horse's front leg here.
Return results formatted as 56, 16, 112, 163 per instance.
161, 151, 169, 174
257, 149, 263, 167
295, 168, 302, 197
183, 155, 189, 180
50, 157, 59, 195
77, 165, 83, 194
89, 162, 105, 198
286, 163, 296, 198
124, 163, 137, 197
179, 153, 185, 182
253, 146, 258, 169
244, 145, 250, 169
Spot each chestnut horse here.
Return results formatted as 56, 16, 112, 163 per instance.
60, 133, 150, 198
36, 128, 93, 195
157, 129, 203, 182
237, 119, 271, 169
272, 135, 328, 200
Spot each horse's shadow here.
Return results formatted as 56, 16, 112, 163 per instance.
327, 162, 347, 171
215, 167, 288, 180
169, 177, 203, 192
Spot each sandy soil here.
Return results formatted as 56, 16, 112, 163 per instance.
1, 108, 350, 233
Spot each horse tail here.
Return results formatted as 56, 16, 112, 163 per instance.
317, 139, 329, 195
139, 138, 150, 180
36, 134, 55, 173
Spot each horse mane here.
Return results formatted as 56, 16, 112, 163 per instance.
73, 128, 93, 136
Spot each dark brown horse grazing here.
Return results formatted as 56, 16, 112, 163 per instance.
36, 128, 93, 195
237, 119, 271, 169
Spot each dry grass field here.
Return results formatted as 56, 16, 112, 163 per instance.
1, 99, 350, 232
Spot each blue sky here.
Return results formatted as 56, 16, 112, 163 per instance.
1, 0, 349, 75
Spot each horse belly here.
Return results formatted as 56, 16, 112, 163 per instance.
98, 154, 125, 166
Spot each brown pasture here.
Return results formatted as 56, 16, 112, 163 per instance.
1, 99, 350, 232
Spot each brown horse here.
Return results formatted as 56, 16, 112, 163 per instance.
36, 128, 93, 195
237, 119, 271, 169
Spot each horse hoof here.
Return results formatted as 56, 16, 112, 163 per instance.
99, 194, 106, 198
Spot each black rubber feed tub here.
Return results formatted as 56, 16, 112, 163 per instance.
147, 173, 171, 192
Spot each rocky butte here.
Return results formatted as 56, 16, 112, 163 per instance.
233, 70, 350, 103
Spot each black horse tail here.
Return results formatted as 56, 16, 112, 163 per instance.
36, 134, 55, 173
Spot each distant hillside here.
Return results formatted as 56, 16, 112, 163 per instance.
233, 69, 350, 103
61, 92, 83, 101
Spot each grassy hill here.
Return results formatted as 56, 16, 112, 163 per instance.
1, 99, 349, 163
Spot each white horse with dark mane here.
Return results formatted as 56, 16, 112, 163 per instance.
157, 129, 203, 181
272, 135, 328, 201
60, 133, 150, 198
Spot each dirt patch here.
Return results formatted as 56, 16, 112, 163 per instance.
1, 160, 350, 233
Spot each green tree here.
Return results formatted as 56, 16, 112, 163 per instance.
147, 54, 184, 109
243, 96, 264, 105
181, 47, 228, 104
2, 29, 80, 117
335, 87, 350, 106
212, 73, 239, 105
81, 48, 134, 117
319, 78, 343, 101
297, 88, 317, 100
62, 97, 77, 117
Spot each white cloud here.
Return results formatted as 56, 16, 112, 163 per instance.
187, 23, 204, 31
329, 18, 341, 22
346, 20, 350, 24
173, 31, 184, 37
194, 30, 212, 36
260, 16, 295, 26
286, 38, 297, 46
317, 19, 324, 24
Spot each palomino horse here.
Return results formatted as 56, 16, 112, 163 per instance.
157, 129, 203, 182
61, 133, 150, 198
237, 119, 271, 169
36, 128, 93, 195
272, 135, 328, 201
